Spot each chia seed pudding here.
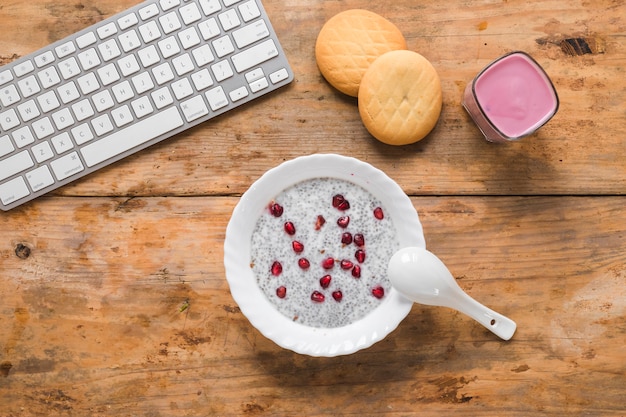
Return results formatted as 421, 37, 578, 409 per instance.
250, 177, 400, 328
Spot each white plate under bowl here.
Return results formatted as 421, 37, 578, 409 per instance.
224, 154, 425, 356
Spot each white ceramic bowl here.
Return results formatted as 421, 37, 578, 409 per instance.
224, 154, 425, 356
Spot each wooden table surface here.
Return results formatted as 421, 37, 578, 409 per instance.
1, 0, 625, 415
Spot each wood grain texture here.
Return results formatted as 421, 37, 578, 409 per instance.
0, 0, 625, 416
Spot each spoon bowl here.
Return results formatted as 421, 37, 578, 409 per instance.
388, 247, 517, 340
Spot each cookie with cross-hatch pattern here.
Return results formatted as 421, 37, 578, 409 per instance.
315, 9, 406, 97
358, 50, 443, 145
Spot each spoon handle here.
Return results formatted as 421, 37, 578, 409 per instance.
451, 290, 517, 340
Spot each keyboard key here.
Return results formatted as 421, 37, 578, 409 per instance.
152, 62, 175, 85
18, 75, 41, 98
76, 32, 98, 49
17, 100, 41, 122
81, 107, 184, 167
233, 20, 269, 49
0, 70, 14, 86
35, 51, 56, 68
112, 105, 134, 128
119, 30, 142, 52
58, 81, 80, 104
59, 57, 81, 80
0, 150, 34, 182
32, 140, 55, 163
131, 96, 154, 118
0, 84, 20, 106
77, 72, 100, 95
160, 0, 181, 12
78, 49, 101, 71
92, 114, 114, 136
229, 85, 249, 102
52, 108, 75, 130
199, 0, 221, 15
119, 55, 141, 77
71, 124, 94, 145
97, 63, 121, 86
270, 68, 290, 84
139, 21, 162, 43
138, 45, 161, 67
205, 86, 228, 111
231, 39, 278, 73
239, 0, 261, 22
0, 136, 14, 157
51, 132, 73, 154
159, 12, 182, 34
0, 109, 20, 131
181, 95, 209, 122
26, 166, 55, 192
249, 76, 268, 93
97, 22, 118, 40
50, 152, 84, 181
180, 3, 202, 25
158, 36, 181, 59
55, 41, 76, 59
218, 9, 241, 31
12, 127, 35, 148
178, 27, 201, 49
211, 60, 234, 82
0, 176, 30, 206
99, 39, 122, 61
139, 3, 159, 20
14, 61, 35, 77
212, 36, 235, 58
118, 13, 139, 30
38, 67, 61, 89
32, 117, 55, 139
38, 91, 61, 113
93, 90, 115, 112
198, 18, 220, 40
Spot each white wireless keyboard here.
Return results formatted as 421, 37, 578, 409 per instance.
0, 0, 293, 211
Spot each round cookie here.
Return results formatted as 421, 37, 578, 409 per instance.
315, 9, 407, 97
358, 50, 442, 145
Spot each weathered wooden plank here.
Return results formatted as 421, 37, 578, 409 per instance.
0, 196, 624, 415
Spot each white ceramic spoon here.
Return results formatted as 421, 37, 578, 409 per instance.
388, 247, 517, 340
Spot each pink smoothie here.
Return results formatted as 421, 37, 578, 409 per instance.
474, 52, 558, 138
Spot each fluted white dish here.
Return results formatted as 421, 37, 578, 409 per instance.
224, 154, 425, 356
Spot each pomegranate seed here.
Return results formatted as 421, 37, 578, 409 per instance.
276, 286, 287, 298
284, 221, 296, 235
319, 275, 332, 289
322, 257, 335, 269
332, 290, 343, 302
298, 258, 310, 269
372, 286, 385, 299
292, 240, 304, 253
337, 216, 350, 228
269, 202, 284, 217
311, 291, 325, 302
315, 215, 326, 230
341, 232, 353, 245
271, 261, 282, 276
352, 265, 361, 278
373, 207, 384, 220
337, 200, 350, 211
332, 194, 345, 208
355, 249, 366, 263
353, 233, 365, 247
340, 259, 353, 270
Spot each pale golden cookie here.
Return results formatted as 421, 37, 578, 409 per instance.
315, 9, 407, 97
358, 50, 443, 145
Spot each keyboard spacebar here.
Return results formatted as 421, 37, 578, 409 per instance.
81, 107, 184, 168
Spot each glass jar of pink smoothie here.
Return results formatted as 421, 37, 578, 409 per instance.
463, 51, 559, 143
